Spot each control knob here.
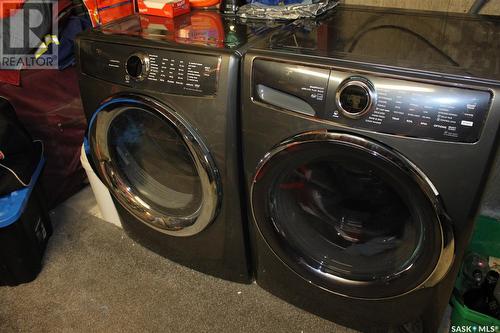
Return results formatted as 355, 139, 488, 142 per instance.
336, 77, 377, 118
126, 53, 150, 81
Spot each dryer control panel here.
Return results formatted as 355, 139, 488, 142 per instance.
252, 59, 492, 143
80, 40, 220, 96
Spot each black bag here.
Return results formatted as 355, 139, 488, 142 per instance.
0, 97, 42, 196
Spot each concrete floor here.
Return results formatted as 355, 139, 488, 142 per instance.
0, 187, 356, 332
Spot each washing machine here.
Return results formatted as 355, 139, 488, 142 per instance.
77, 11, 282, 283
241, 5, 500, 331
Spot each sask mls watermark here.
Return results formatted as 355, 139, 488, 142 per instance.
451, 325, 499, 333
0, 0, 59, 69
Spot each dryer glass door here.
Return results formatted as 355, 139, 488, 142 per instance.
88, 96, 221, 237
251, 131, 453, 299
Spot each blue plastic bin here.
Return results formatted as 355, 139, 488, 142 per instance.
0, 157, 52, 286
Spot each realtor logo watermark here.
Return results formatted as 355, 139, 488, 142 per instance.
0, 0, 58, 69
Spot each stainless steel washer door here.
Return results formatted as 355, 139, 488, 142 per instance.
88, 94, 221, 237
251, 131, 454, 299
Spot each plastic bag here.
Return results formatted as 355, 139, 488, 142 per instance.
0, 98, 42, 196
237, 0, 338, 20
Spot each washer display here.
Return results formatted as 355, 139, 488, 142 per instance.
336, 77, 376, 118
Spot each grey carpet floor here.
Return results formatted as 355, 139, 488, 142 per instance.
0, 188, 355, 333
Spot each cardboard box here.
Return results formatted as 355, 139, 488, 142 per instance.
140, 14, 191, 33
83, 0, 134, 26
137, 0, 190, 18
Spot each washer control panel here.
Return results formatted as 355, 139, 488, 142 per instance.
327, 73, 491, 143
80, 40, 220, 96
252, 59, 492, 143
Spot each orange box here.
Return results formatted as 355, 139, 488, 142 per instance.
0, 0, 25, 19
98, 1, 134, 25
140, 15, 191, 32
83, 0, 134, 26
137, 0, 190, 18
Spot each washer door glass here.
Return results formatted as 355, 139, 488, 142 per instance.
89, 97, 220, 237
109, 108, 202, 215
252, 132, 447, 299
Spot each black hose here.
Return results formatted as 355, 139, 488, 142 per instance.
469, 0, 490, 14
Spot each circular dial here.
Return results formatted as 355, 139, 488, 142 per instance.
126, 54, 149, 80
336, 77, 376, 118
